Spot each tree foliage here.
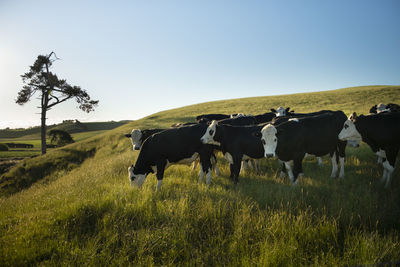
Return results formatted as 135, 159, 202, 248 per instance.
16, 52, 99, 154
17, 52, 99, 112
48, 129, 74, 147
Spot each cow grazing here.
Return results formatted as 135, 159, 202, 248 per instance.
338, 112, 400, 188
125, 128, 165, 150
128, 124, 214, 190
260, 111, 348, 184
200, 120, 264, 184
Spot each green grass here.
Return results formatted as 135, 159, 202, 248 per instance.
0, 85, 400, 266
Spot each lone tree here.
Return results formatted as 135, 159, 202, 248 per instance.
48, 129, 74, 147
16, 52, 98, 154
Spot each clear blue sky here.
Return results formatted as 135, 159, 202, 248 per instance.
1, 0, 399, 128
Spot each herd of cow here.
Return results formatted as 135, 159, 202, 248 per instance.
125, 103, 400, 190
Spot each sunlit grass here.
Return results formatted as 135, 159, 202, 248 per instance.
1, 85, 400, 265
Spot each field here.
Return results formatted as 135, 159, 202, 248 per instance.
0, 85, 400, 266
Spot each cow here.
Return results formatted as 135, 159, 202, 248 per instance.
196, 113, 231, 122
128, 123, 214, 190
260, 111, 348, 184
125, 126, 220, 176
125, 128, 165, 150
253, 112, 277, 124
270, 106, 294, 117
217, 115, 257, 126
338, 112, 400, 188
369, 103, 400, 114
200, 120, 264, 184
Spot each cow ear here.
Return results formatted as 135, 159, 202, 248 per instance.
125, 133, 131, 138
349, 112, 357, 121
253, 131, 261, 138
270, 108, 276, 113
285, 107, 290, 112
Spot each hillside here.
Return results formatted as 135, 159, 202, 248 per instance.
0, 120, 130, 139
1, 85, 400, 265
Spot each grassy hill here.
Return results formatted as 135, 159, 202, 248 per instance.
0, 85, 400, 265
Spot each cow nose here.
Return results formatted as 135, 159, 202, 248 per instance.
265, 153, 274, 158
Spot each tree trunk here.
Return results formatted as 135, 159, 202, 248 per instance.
41, 106, 47, 155
40, 91, 49, 155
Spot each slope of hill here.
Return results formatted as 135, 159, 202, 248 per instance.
0, 85, 399, 265
0, 120, 130, 139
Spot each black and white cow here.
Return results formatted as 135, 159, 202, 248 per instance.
338, 112, 400, 188
125, 126, 220, 177
200, 120, 264, 184
270, 106, 294, 117
196, 113, 231, 122
217, 115, 257, 126
128, 123, 214, 190
260, 111, 348, 184
253, 112, 277, 124
369, 103, 400, 114
125, 128, 165, 150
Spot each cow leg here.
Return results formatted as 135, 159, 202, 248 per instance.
192, 159, 199, 171
317, 157, 323, 166
330, 152, 338, 178
339, 157, 345, 178
279, 160, 287, 178
156, 161, 166, 191
200, 153, 213, 185
232, 156, 243, 184
211, 154, 220, 176
337, 141, 346, 179
198, 164, 205, 183
284, 161, 294, 183
382, 149, 398, 188
292, 157, 303, 185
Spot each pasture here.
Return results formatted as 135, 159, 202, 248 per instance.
0, 85, 400, 266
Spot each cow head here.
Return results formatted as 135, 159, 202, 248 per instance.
338, 112, 362, 141
128, 164, 146, 187
271, 106, 290, 117
260, 124, 278, 158
125, 129, 143, 150
200, 120, 221, 146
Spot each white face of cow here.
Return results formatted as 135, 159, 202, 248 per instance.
261, 124, 278, 157
129, 129, 143, 150
338, 119, 362, 141
377, 103, 387, 113
275, 106, 286, 117
128, 165, 146, 187
200, 120, 221, 146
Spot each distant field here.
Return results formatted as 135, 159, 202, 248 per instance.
1, 85, 400, 266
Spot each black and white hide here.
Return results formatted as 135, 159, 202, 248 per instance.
200, 120, 264, 184
339, 112, 400, 188
261, 111, 348, 184
128, 124, 215, 190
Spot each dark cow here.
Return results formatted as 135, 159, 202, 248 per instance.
260, 111, 348, 184
253, 112, 277, 124
217, 115, 257, 126
270, 106, 294, 117
125, 126, 220, 176
128, 124, 214, 190
125, 128, 165, 150
196, 113, 230, 122
338, 112, 400, 188
369, 103, 400, 114
200, 120, 264, 184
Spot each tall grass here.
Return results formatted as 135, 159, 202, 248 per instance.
0, 85, 399, 265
